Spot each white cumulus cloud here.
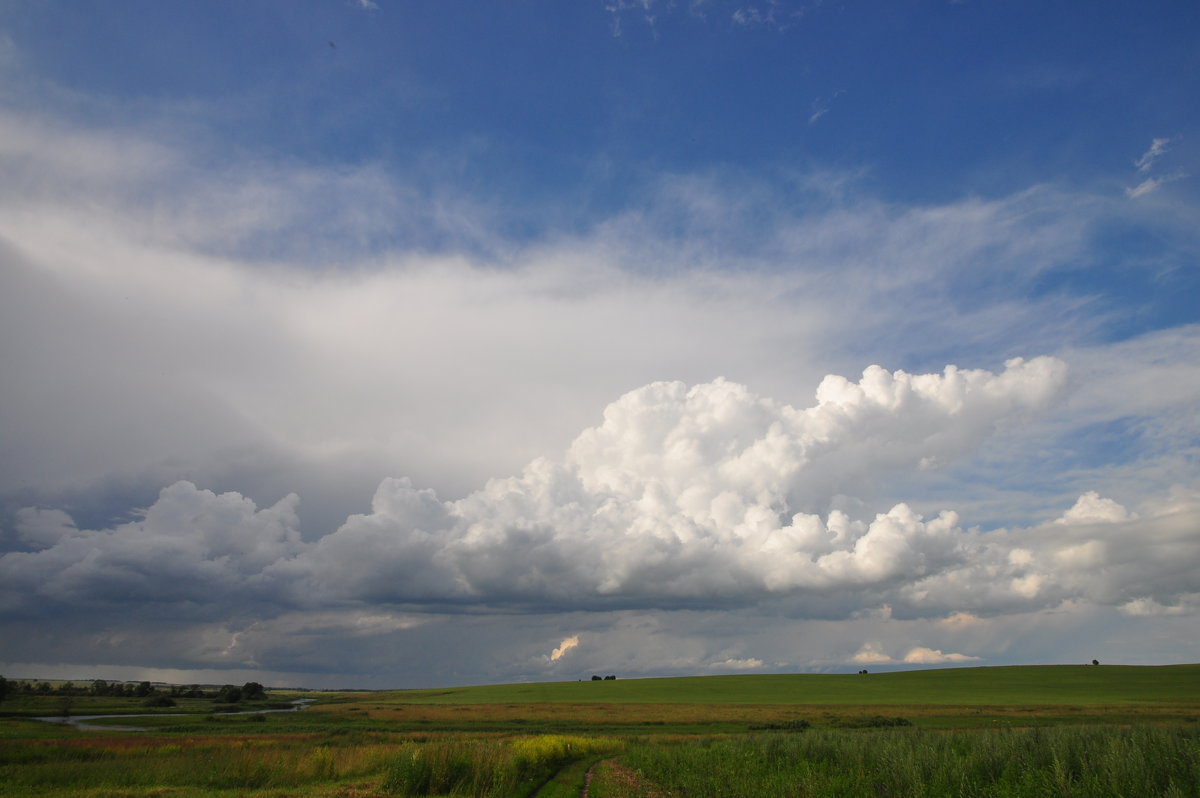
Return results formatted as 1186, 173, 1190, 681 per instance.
550, 635, 580, 661
2, 358, 1077, 615
902, 647, 980, 664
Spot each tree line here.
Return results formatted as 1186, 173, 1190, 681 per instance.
0, 675, 267, 705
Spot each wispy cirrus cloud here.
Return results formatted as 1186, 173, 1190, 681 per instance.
1135, 137, 1172, 172
1127, 136, 1187, 197
1127, 173, 1186, 198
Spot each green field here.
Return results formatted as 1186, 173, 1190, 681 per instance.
387, 664, 1200, 706
2, 665, 1198, 797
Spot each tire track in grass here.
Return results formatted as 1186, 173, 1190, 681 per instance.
581, 759, 597, 798
578, 758, 671, 798
529, 756, 609, 798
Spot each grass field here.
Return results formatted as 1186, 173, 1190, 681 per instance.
1, 665, 1198, 796
382, 664, 1200, 706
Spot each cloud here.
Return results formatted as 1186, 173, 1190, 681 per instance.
603, 0, 812, 35
1135, 137, 1172, 173
731, 1, 810, 31
850, 642, 892, 664
1118, 595, 1200, 617
1055, 491, 1130, 525
550, 635, 580, 661
2, 106, 1199, 683
851, 643, 979, 665
3, 105, 1162, 540
1127, 137, 1186, 197
1, 482, 302, 612
938, 611, 983, 628
1126, 174, 1186, 198
278, 357, 1067, 608
897, 488, 1200, 619
808, 91, 846, 126
602, 0, 660, 37
902, 646, 980, 664
3, 357, 1085, 617
710, 657, 764, 670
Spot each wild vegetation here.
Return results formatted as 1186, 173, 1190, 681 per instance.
604, 726, 1200, 797
1, 665, 1198, 796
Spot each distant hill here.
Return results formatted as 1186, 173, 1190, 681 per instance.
381, 664, 1200, 707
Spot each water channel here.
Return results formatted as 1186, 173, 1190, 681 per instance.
35, 698, 316, 731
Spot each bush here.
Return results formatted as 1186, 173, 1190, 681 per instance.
142, 695, 176, 707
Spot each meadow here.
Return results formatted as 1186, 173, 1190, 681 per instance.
1, 665, 1198, 797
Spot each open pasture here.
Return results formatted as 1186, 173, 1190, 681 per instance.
2, 665, 1198, 796
320, 663, 1200, 730
379, 664, 1200, 707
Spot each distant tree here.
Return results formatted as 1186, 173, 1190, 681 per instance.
143, 695, 176, 708
91, 679, 109, 696
604, 675, 616, 680
0, 675, 9, 703
1092, 659, 1100, 666
134, 681, 153, 697
36, 681, 52, 694
215, 684, 243, 703
241, 682, 266, 700
591, 675, 602, 681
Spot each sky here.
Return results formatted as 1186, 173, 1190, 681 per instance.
1, 0, 1198, 689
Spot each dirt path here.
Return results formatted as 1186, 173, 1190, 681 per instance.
581, 758, 672, 798
580, 760, 598, 798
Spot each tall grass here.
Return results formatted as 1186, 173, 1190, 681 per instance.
618, 725, 1200, 797
0, 736, 398, 795
382, 734, 622, 797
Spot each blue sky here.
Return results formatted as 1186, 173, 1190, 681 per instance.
1, 1, 1198, 688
